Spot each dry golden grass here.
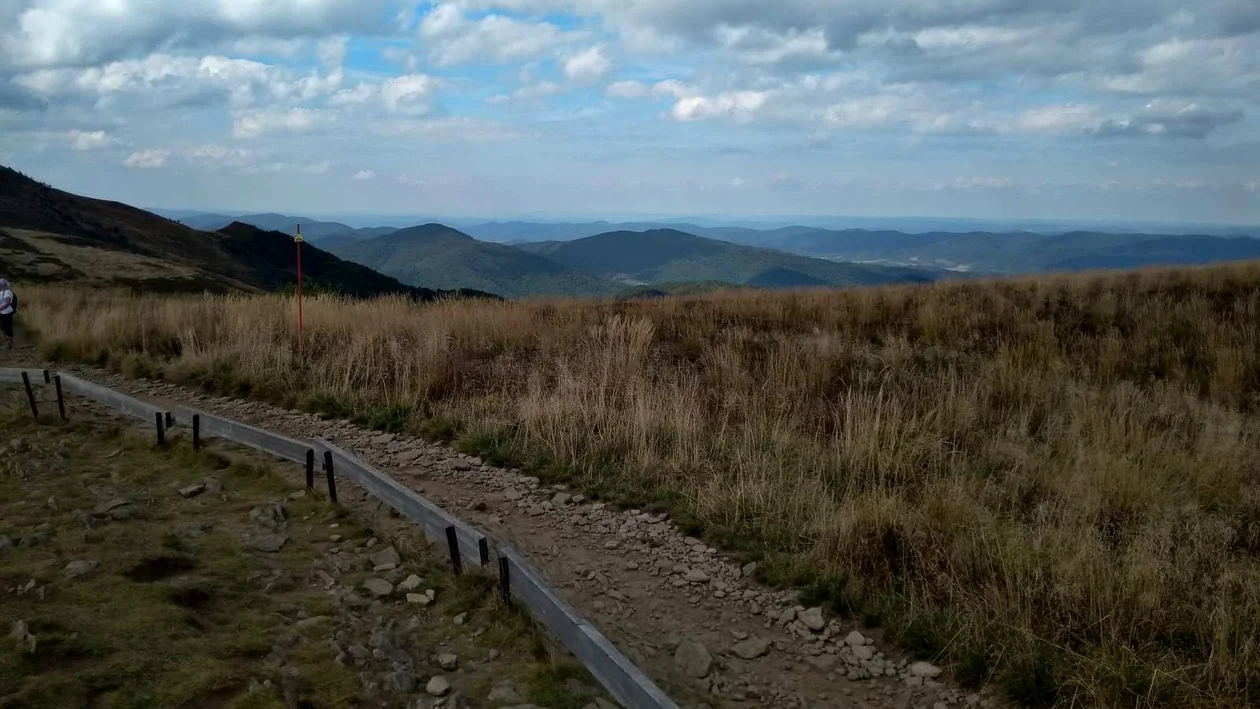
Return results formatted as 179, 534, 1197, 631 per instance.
24, 261, 1260, 707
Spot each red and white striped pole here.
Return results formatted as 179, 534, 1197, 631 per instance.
295, 224, 304, 355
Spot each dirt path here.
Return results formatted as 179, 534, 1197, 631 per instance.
30, 358, 1002, 709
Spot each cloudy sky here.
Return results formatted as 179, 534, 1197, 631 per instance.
1, 0, 1258, 223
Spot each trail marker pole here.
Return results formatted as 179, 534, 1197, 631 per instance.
192, 414, 201, 451
295, 224, 304, 356
305, 449, 315, 490
20, 372, 37, 419
155, 412, 166, 446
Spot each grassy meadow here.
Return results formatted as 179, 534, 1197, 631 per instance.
23, 261, 1260, 707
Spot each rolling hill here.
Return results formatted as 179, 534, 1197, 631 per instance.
330, 224, 621, 298
520, 229, 939, 287
177, 212, 397, 243
0, 166, 482, 299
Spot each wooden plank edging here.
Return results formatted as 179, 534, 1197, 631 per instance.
315, 438, 489, 568
500, 546, 679, 709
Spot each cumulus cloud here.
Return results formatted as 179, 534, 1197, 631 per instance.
672, 90, 769, 122
123, 149, 168, 168
352, 169, 376, 180
233, 107, 328, 138
0, 0, 400, 69
562, 45, 610, 82
605, 80, 650, 98
380, 73, 435, 113
66, 129, 114, 150
487, 80, 565, 104
419, 3, 575, 65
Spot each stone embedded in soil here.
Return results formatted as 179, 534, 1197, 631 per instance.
251, 533, 288, 553
361, 578, 394, 597
425, 675, 451, 697
178, 483, 205, 498
732, 637, 771, 659
437, 652, 459, 670
63, 559, 98, 579
909, 660, 943, 679
800, 607, 825, 631
487, 681, 525, 703
845, 630, 867, 646
369, 545, 401, 568
398, 574, 422, 592
675, 640, 713, 678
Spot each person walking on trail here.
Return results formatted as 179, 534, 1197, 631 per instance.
0, 279, 15, 351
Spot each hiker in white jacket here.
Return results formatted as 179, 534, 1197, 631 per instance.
0, 279, 14, 351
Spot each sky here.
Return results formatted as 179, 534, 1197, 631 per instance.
1, 0, 1258, 224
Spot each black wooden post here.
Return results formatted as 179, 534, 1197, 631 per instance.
155, 412, 166, 446
53, 375, 65, 420
42, 369, 50, 384
192, 414, 201, 451
165, 412, 174, 429
322, 451, 338, 503
305, 449, 315, 490
20, 372, 38, 419
498, 556, 511, 607
445, 525, 462, 575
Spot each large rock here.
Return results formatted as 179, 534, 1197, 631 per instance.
178, 483, 206, 498
437, 653, 459, 670
249, 503, 288, 532
800, 607, 825, 631
362, 578, 394, 597
63, 560, 98, 579
845, 631, 867, 647
370, 545, 402, 568
251, 533, 288, 553
909, 661, 942, 679
732, 637, 771, 659
487, 681, 524, 703
674, 640, 713, 678
425, 675, 451, 697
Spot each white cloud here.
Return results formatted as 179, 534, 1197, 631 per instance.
1016, 104, 1103, 134
488, 80, 565, 104
233, 107, 327, 138
419, 3, 575, 65
1, 0, 399, 69
947, 176, 1015, 189
369, 116, 518, 142
562, 45, 611, 82
123, 149, 168, 168
317, 36, 349, 67
186, 144, 252, 166
380, 73, 435, 113
671, 90, 770, 122
67, 129, 114, 150
352, 169, 376, 180
606, 80, 650, 98
330, 82, 377, 106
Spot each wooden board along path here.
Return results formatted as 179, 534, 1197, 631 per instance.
171, 406, 311, 465
0, 368, 50, 384
499, 546, 680, 709
57, 372, 168, 423
316, 438, 489, 570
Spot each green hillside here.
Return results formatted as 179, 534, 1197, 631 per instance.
330, 224, 620, 298
536, 229, 938, 287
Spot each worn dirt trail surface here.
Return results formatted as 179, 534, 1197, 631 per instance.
47, 362, 1003, 709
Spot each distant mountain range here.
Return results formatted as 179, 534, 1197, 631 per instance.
0, 166, 489, 299
8, 169, 1259, 300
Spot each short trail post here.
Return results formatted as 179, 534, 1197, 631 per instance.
154, 412, 166, 446
322, 450, 338, 503
445, 526, 462, 575
305, 449, 315, 490
192, 414, 201, 451
53, 375, 65, 420
498, 556, 511, 607
20, 372, 38, 419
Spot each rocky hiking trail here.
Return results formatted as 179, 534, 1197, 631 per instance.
54, 362, 1004, 709
0, 384, 614, 709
